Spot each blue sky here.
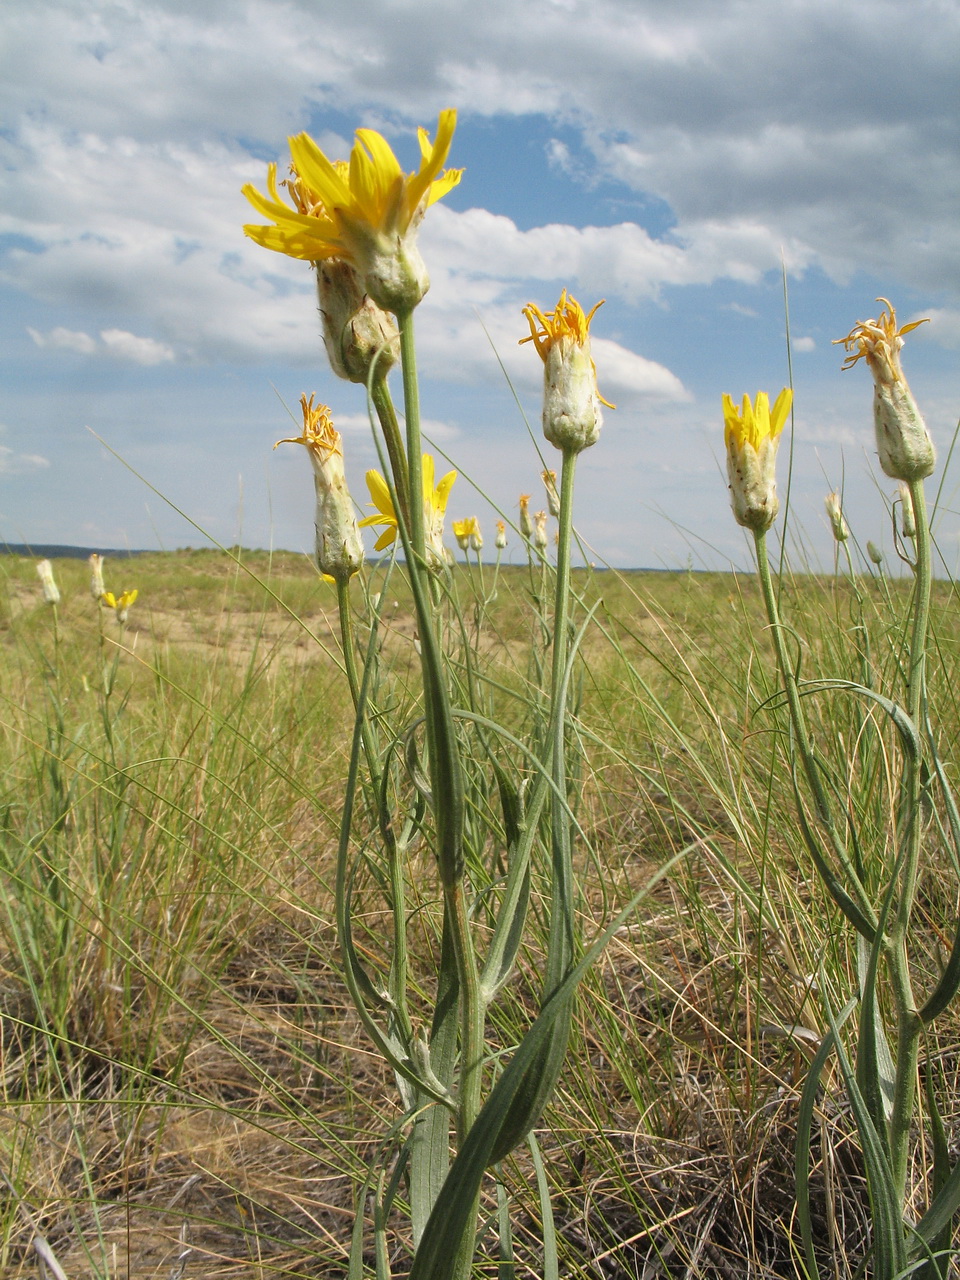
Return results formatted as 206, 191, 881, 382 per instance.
2, 0, 959, 571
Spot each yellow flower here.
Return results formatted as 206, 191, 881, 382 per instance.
242, 110, 462, 312
834, 298, 934, 482
276, 395, 363, 581
452, 516, 482, 552
360, 454, 456, 566
102, 588, 138, 622
722, 389, 792, 531
521, 290, 614, 454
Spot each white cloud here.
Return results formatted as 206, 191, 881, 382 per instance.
0, 444, 50, 474
27, 326, 98, 355
26, 322, 174, 364
922, 309, 960, 350
793, 336, 816, 353
99, 328, 174, 364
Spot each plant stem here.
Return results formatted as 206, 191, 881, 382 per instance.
371, 374, 410, 529
887, 477, 932, 1196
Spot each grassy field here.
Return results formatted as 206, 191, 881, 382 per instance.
0, 546, 958, 1278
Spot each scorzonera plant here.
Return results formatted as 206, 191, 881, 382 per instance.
725, 300, 960, 1280
243, 110, 665, 1280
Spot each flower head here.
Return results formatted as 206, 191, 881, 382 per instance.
518, 493, 533, 539
533, 510, 549, 553
495, 520, 507, 550
243, 110, 462, 312
452, 516, 478, 552
541, 468, 560, 517
722, 389, 792, 531
360, 454, 456, 568
102, 589, 138, 623
276, 395, 363, 582
521, 290, 614, 453
89, 553, 106, 600
36, 559, 60, 605
834, 299, 934, 482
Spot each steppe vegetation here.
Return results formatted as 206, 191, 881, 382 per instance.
2, 546, 959, 1278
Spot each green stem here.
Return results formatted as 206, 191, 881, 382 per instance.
754, 529, 878, 934
887, 477, 932, 1196
547, 449, 579, 987
371, 374, 410, 529
396, 308, 425, 562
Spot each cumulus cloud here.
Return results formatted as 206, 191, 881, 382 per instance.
0, 444, 50, 474
27, 322, 174, 364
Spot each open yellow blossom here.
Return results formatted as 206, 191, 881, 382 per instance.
102, 589, 138, 623
360, 454, 456, 567
834, 298, 934, 481
242, 110, 462, 313
722, 389, 793, 531
521, 291, 614, 453
276, 395, 363, 582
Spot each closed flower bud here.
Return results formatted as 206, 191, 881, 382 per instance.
824, 492, 849, 542
521, 291, 614, 454
89, 553, 106, 600
36, 559, 60, 605
317, 260, 399, 384
533, 510, 549, 552
518, 493, 533, 539
276, 395, 363, 583
867, 540, 884, 566
835, 299, 934, 482
898, 482, 916, 538
495, 520, 507, 550
722, 389, 792, 532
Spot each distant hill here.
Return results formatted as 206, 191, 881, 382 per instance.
0, 543, 150, 560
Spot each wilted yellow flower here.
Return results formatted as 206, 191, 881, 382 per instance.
518, 493, 533, 539
541, 468, 560, 517
276, 395, 363, 582
835, 298, 934, 482
521, 290, 614, 453
89, 553, 106, 600
102, 589, 138, 623
36, 559, 60, 605
360, 454, 456, 568
242, 111, 462, 313
824, 492, 850, 542
722, 389, 793, 531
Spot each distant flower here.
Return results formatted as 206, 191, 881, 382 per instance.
521, 290, 614, 454
495, 520, 507, 550
722, 389, 793, 531
542, 468, 560, 517
89, 553, 106, 600
835, 298, 934, 482
360, 454, 456, 567
518, 493, 533, 539
242, 111, 463, 312
533, 510, 549, 552
824, 492, 850, 542
102, 589, 138, 623
867, 540, 884, 567
275, 394, 363, 582
36, 559, 60, 605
